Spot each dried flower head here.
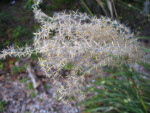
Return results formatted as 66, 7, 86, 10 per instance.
0, 0, 148, 102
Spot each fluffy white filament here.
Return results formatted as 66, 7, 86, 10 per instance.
0, 0, 148, 102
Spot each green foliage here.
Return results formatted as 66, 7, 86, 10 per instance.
12, 62, 28, 74
0, 11, 12, 38
141, 47, 150, 53
62, 63, 73, 70
43, 84, 50, 89
81, 59, 150, 113
137, 36, 150, 40
51, 0, 77, 10
100, 0, 145, 14
25, 111, 31, 113
11, 26, 23, 38
29, 91, 38, 99
30, 53, 40, 60
0, 100, 7, 112
26, 82, 34, 90
0, 9, 33, 49
117, 0, 145, 12
0, 11, 11, 22
24, 0, 34, 10
26, 82, 38, 98
21, 77, 28, 83
81, 0, 94, 16
10, 26, 30, 46
0, 61, 4, 69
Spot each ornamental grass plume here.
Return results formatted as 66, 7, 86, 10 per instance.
0, 0, 148, 102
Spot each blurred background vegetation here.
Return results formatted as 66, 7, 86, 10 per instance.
0, 0, 149, 50
0, 0, 149, 72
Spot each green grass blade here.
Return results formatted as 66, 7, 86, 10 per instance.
81, 0, 94, 16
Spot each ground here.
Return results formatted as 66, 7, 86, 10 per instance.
0, 66, 79, 113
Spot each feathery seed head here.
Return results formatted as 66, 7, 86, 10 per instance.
0, 0, 148, 102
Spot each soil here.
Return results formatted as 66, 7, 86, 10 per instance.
0, 71, 79, 113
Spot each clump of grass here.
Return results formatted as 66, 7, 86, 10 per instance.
29, 91, 38, 99
0, 100, 7, 112
26, 82, 38, 98
21, 77, 28, 83
81, 57, 150, 113
12, 62, 28, 74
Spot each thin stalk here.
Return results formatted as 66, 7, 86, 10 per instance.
96, 0, 108, 16
112, 0, 118, 19
81, 0, 94, 16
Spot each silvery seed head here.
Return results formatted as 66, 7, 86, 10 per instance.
0, 0, 148, 102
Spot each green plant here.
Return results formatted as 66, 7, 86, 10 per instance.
25, 111, 31, 113
51, 0, 77, 10
10, 26, 30, 46
24, 0, 34, 10
81, 58, 150, 113
43, 83, 50, 89
27, 82, 34, 90
21, 77, 28, 83
0, 8, 34, 50
81, 0, 94, 16
12, 62, 28, 74
62, 63, 73, 70
30, 53, 40, 60
0, 100, 7, 112
95, 0, 147, 18
0, 61, 4, 69
29, 91, 38, 98
26, 82, 38, 98
0, 11, 12, 48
